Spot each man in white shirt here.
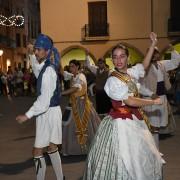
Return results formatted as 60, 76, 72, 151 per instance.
16, 34, 64, 180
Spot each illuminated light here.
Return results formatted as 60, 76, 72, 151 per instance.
0, 15, 24, 27
0, 50, 3, 56
6, 59, 11, 66
0, 50, 3, 70
6, 59, 11, 71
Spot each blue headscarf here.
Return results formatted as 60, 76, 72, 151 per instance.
51, 47, 61, 67
34, 34, 52, 50
34, 34, 60, 67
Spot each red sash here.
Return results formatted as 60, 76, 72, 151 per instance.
109, 100, 143, 120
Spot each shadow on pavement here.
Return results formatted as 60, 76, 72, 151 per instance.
46, 154, 86, 165
159, 134, 174, 140
12, 136, 35, 141
0, 159, 33, 175
0, 154, 86, 175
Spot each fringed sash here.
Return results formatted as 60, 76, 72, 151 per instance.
70, 83, 91, 151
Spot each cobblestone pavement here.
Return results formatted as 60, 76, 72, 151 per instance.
0, 96, 180, 180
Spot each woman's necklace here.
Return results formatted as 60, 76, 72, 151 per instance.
115, 68, 129, 77
115, 67, 126, 72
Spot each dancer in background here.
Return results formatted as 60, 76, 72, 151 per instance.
140, 45, 180, 148
61, 59, 101, 155
85, 54, 112, 118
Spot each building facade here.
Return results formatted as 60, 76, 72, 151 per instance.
40, 0, 177, 68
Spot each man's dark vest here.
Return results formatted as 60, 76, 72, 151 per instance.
37, 60, 61, 107
95, 69, 109, 91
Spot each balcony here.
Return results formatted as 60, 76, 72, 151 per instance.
82, 23, 109, 41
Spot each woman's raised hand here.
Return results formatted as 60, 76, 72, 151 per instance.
149, 32, 158, 46
150, 32, 158, 47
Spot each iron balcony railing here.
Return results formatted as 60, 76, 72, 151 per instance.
82, 23, 109, 41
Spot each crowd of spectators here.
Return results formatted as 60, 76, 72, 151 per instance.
0, 66, 36, 97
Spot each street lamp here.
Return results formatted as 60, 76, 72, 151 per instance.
0, 49, 4, 71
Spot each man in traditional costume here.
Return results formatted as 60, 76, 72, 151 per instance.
85, 55, 112, 117
16, 34, 64, 180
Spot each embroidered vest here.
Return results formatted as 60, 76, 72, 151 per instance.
37, 60, 61, 107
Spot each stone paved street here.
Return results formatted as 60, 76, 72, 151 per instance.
0, 96, 180, 180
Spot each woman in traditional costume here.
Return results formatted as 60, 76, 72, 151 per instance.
61, 60, 101, 155
140, 46, 180, 148
83, 32, 164, 180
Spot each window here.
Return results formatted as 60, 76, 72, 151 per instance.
88, 1, 108, 36
168, 0, 180, 35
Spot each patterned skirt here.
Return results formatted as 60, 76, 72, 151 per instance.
83, 115, 163, 180
62, 97, 101, 155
